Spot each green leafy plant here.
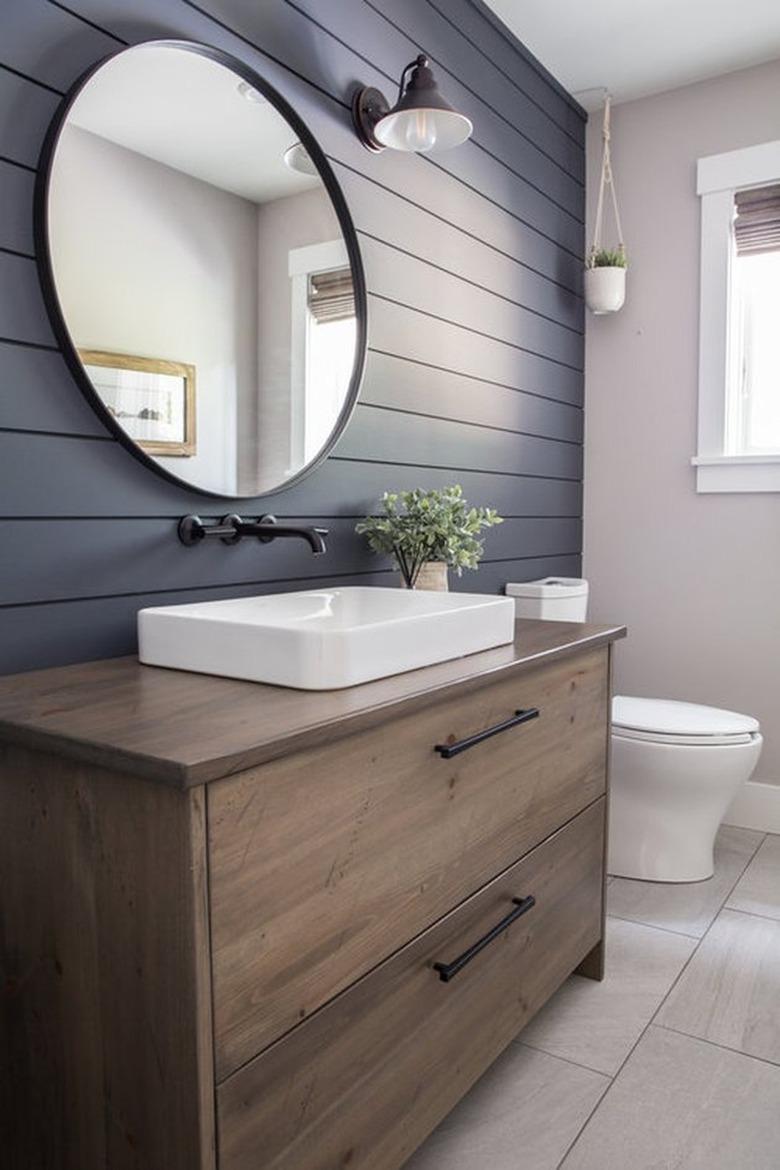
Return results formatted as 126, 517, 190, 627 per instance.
355, 485, 503, 589
587, 246, 627, 269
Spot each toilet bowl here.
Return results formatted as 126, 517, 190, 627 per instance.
506, 577, 763, 883
609, 696, 762, 882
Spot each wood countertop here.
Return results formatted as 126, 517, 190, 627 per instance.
0, 620, 625, 787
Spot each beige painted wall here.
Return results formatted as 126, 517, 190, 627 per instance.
584, 59, 780, 786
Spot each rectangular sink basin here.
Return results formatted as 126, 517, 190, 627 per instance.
138, 586, 515, 690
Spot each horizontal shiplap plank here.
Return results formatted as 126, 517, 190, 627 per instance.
0, 252, 55, 346
1, 0, 123, 90
0, 552, 581, 674
431, 0, 586, 140
274, 459, 582, 520
424, 133, 584, 257
0, 517, 377, 604
0, 160, 35, 255
334, 163, 583, 330
0, 431, 582, 517
0, 515, 580, 604
0, 341, 106, 433
336, 405, 582, 479
369, 297, 583, 405
334, 149, 584, 293
361, 236, 583, 368
0, 69, 60, 168
362, 352, 583, 443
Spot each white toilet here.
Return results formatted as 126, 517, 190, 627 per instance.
507, 578, 763, 883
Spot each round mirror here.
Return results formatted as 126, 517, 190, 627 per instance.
38, 41, 366, 498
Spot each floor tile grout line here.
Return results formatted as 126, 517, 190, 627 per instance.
719, 904, 780, 926
653, 1020, 780, 1070
603, 911, 700, 942
553, 831, 766, 1168
515, 1038, 615, 1080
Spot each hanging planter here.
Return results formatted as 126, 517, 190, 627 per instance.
585, 248, 627, 314
585, 95, 627, 315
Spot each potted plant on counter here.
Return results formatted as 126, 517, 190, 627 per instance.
356, 485, 502, 591
584, 246, 627, 314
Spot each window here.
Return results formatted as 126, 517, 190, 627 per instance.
729, 187, 780, 456
694, 141, 780, 492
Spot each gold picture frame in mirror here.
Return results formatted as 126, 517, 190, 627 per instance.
78, 350, 196, 457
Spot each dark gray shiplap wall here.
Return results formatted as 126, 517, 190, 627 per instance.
0, 0, 586, 674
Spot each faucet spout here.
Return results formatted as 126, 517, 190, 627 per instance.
244, 516, 328, 555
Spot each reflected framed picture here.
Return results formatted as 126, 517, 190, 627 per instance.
78, 350, 196, 456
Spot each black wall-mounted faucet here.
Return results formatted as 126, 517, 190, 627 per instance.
178, 514, 328, 555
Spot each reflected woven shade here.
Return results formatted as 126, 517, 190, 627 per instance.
308, 268, 355, 323
734, 184, 780, 255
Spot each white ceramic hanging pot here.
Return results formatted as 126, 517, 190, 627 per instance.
584, 265, 626, 315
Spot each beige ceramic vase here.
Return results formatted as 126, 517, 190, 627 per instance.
400, 562, 449, 592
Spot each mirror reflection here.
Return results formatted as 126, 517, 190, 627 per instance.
46, 43, 363, 496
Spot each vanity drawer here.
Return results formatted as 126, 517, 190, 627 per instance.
209, 646, 608, 1078
217, 799, 604, 1170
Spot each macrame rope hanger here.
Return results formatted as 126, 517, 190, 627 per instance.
590, 93, 625, 262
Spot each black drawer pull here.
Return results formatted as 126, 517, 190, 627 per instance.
433, 895, 536, 983
434, 707, 539, 759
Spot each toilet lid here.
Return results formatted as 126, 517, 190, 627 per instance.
612, 696, 759, 746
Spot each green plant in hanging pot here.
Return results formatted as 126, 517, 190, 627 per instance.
585, 94, 628, 315
585, 245, 627, 315
355, 485, 503, 591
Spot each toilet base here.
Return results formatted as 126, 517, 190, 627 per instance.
607, 732, 763, 884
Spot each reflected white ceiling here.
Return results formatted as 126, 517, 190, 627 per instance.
485, 0, 780, 108
69, 45, 320, 202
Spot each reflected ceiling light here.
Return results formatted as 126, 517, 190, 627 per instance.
352, 54, 472, 154
283, 141, 317, 176
236, 79, 265, 104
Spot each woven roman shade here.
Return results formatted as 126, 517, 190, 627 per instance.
734, 184, 780, 256
308, 268, 355, 323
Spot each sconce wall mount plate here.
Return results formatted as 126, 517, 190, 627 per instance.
351, 86, 390, 154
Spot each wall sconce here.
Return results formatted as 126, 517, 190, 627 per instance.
352, 54, 473, 154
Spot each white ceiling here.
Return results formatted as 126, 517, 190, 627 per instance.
68, 44, 320, 202
485, 0, 780, 108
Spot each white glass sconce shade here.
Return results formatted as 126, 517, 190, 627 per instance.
352, 55, 472, 154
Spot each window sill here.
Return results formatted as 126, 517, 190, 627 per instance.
692, 454, 780, 493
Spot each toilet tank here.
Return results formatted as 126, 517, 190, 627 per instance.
506, 578, 589, 622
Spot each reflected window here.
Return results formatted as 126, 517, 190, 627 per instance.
289, 242, 356, 465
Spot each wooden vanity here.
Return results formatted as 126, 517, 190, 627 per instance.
0, 618, 624, 1170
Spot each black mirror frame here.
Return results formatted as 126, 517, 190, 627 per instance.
34, 38, 367, 502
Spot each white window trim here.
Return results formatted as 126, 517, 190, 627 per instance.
695, 139, 780, 493
288, 238, 349, 468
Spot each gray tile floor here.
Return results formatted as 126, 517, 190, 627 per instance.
405, 826, 780, 1170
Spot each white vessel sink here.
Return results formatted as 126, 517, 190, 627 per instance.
138, 586, 515, 690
